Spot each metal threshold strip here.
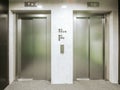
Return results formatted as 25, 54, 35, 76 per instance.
76, 78, 90, 80
17, 78, 33, 81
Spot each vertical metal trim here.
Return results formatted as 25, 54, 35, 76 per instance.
32, 18, 34, 78
73, 15, 77, 81
45, 17, 48, 80
46, 15, 51, 81
102, 16, 105, 79
16, 14, 18, 78
6, 14, 9, 83
119, 1, 120, 83
16, 16, 22, 78
118, 0, 120, 84
88, 17, 90, 79
13, 13, 17, 79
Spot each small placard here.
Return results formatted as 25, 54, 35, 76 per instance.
87, 2, 100, 7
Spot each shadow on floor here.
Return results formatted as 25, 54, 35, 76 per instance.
0, 78, 9, 90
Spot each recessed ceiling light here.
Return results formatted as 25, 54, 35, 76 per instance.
61, 5, 67, 9
37, 5, 43, 8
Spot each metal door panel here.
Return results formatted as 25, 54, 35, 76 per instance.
32, 18, 47, 80
90, 17, 104, 79
74, 17, 89, 79
21, 19, 33, 78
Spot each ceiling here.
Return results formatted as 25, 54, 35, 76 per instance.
9, 0, 84, 3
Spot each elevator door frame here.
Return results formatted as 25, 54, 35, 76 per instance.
73, 12, 106, 80
15, 12, 51, 81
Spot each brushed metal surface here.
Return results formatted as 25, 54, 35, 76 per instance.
16, 14, 51, 80
74, 13, 104, 80
90, 16, 104, 79
74, 17, 89, 79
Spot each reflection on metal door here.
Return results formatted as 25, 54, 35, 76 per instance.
74, 15, 104, 80
16, 14, 51, 80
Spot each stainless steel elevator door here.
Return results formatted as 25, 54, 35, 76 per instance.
16, 14, 51, 80
32, 18, 47, 80
90, 17, 104, 79
74, 17, 89, 79
21, 19, 33, 79
74, 15, 104, 80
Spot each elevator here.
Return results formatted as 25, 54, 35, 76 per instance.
16, 13, 51, 80
0, 14, 9, 89
74, 12, 107, 80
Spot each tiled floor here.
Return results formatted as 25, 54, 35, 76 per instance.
5, 80, 120, 90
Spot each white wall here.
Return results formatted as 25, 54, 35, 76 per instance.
109, 11, 118, 83
51, 8, 73, 84
9, 0, 118, 84
9, 11, 16, 84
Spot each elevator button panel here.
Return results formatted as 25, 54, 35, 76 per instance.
58, 28, 66, 54
60, 44, 64, 54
